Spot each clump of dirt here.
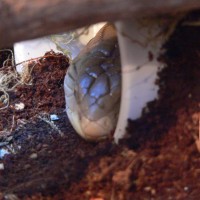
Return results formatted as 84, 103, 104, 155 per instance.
0, 14, 199, 200
0, 51, 69, 134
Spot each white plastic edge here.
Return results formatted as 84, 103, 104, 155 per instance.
114, 20, 165, 143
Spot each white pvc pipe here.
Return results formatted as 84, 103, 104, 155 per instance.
114, 19, 166, 142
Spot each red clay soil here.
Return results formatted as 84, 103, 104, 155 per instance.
0, 15, 199, 200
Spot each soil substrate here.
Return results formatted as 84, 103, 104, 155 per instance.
0, 18, 199, 200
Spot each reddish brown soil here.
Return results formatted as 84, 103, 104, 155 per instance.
0, 17, 199, 200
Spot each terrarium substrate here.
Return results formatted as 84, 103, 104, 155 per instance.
0, 20, 199, 200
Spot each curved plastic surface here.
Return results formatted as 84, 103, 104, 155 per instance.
114, 20, 165, 142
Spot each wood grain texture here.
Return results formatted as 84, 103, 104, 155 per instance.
1, 0, 200, 47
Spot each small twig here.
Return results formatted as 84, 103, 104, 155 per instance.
37, 113, 64, 136
10, 115, 15, 132
3, 58, 11, 67
0, 88, 9, 110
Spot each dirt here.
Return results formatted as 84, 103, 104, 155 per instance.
0, 14, 199, 200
